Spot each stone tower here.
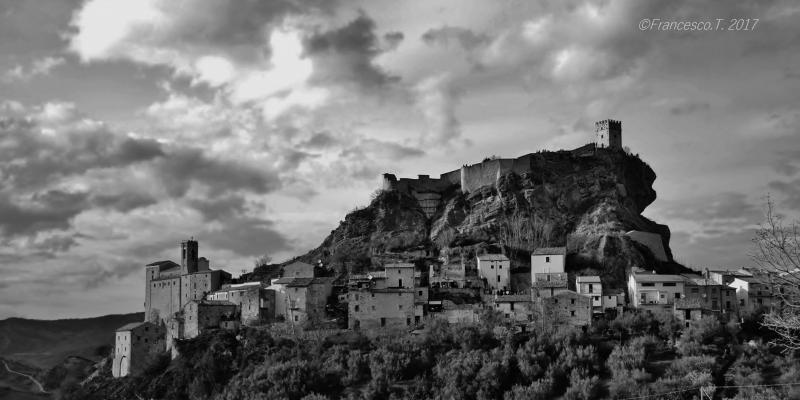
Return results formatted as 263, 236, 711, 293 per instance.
595, 119, 622, 150
181, 239, 199, 274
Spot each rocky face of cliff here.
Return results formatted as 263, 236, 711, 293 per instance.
300, 149, 686, 289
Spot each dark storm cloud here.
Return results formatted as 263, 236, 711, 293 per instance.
306, 13, 399, 89
188, 194, 248, 221
0, 190, 89, 236
767, 179, 800, 211
0, 115, 164, 189
421, 26, 490, 51
383, 32, 404, 51
201, 217, 291, 257
155, 146, 281, 197
771, 150, 800, 176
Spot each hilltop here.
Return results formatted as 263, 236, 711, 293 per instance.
299, 148, 687, 289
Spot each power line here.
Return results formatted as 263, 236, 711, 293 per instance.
619, 382, 800, 399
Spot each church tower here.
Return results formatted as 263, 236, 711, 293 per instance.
181, 239, 199, 274
595, 119, 622, 150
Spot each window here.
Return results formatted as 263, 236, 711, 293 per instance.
354, 305, 360, 312
497, 276, 501, 282
588, 284, 594, 293
691, 288, 699, 293
663, 282, 676, 287
398, 305, 403, 310
726, 301, 731, 309
406, 318, 411, 326
418, 290, 423, 296
510, 303, 515, 311
499, 265, 502, 269
398, 279, 403, 287
757, 298, 763, 305
570, 311, 575, 317
490, 265, 494, 269
294, 315, 299, 322
570, 299, 575, 305
642, 283, 655, 287
675, 293, 681, 299
380, 318, 386, 327
545, 256, 550, 263
712, 300, 718, 309
554, 299, 558, 304
740, 299, 745, 306
372, 305, 375, 310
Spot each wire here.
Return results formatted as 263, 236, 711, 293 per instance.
618, 382, 800, 399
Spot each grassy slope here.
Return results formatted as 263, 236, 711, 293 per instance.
0, 312, 143, 369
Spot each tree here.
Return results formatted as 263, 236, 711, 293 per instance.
254, 254, 272, 268
750, 197, 800, 350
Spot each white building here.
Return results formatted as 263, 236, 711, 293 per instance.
112, 321, 162, 378
476, 254, 510, 292
627, 272, 687, 313
531, 247, 566, 275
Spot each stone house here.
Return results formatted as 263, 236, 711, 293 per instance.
729, 275, 776, 315
493, 294, 535, 324
576, 276, 603, 314
539, 290, 591, 327
429, 262, 467, 288
281, 260, 315, 278
269, 276, 335, 325
207, 282, 277, 325
112, 321, 163, 378
601, 289, 625, 315
182, 300, 237, 339
476, 254, 510, 292
347, 264, 426, 330
532, 272, 569, 298
679, 276, 738, 323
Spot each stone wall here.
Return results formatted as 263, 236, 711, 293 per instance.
348, 289, 417, 330
540, 291, 591, 326
183, 301, 237, 339
146, 276, 181, 323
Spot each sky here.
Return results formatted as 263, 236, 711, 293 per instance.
0, 0, 799, 320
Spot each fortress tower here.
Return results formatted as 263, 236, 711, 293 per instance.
595, 119, 622, 150
181, 239, 199, 274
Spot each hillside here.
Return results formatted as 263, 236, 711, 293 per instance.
299, 148, 687, 289
0, 312, 143, 370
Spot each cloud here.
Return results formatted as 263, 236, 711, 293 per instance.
306, 13, 399, 90
0, 190, 88, 236
201, 217, 291, 258
654, 98, 711, 116
771, 150, 800, 176
767, 179, 800, 210
383, 32, 404, 51
414, 73, 462, 145
2, 56, 65, 82
421, 26, 490, 51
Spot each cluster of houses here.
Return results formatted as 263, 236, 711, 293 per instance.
112, 238, 798, 378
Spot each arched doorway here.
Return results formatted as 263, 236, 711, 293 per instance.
119, 356, 128, 377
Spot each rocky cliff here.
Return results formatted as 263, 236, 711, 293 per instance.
300, 148, 686, 289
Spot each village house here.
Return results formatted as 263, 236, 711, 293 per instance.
531, 247, 566, 275
112, 321, 163, 378
281, 260, 316, 278
539, 290, 592, 327
476, 254, 510, 292
674, 276, 738, 326
429, 262, 467, 288
347, 263, 426, 330
269, 277, 335, 325
206, 282, 277, 325
575, 276, 603, 314
729, 275, 776, 315
182, 300, 238, 339
493, 293, 535, 324
627, 272, 687, 314
602, 289, 625, 316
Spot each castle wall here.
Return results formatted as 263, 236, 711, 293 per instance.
181, 271, 223, 308
112, 322, 162, 378
183, 301, 237, 339
146, 277, 181, 323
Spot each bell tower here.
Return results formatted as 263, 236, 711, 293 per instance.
181, 239, 199, 274
595, 119, 622, 150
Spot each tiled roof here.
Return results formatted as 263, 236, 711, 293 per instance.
146, 260, 180, 271
477, 254, 509, 261
532, 247, 567, 255
576, 276, 601, 283
632, 274, 686, 283
116, 322, 149, 332
287, 277, 315, 287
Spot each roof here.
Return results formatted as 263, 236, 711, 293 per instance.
495, 294, 531, 303
287, 277, 316, 287
602, 289, 625, 296
189, 300, 236, 307
116, 322, 149, 332
532, 247, 567, 256
477, 254, 509, 261
632, 274, 686, 283
385, 263, 416, 268
146, 260, 180, 271
576, 276, 601, 283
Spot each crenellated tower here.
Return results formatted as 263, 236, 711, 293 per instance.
595, 119, 622, 150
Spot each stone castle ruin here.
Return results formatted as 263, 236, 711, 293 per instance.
382, 119, 623, 218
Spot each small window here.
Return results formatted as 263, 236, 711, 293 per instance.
418, 290, 423, 296
570, 311, 575, 317
510, 303, 515, 311
571, 299, 575, 304
355, 305, 360, 312
294, 315, 299, 321
663, 282, 676, 287
545, 257, 550, 263
499, 265, 502, 269
398, 305, 403, 310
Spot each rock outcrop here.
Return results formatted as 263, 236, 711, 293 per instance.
300, 148, 686, 289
